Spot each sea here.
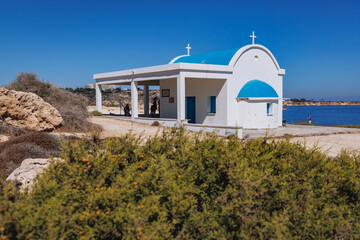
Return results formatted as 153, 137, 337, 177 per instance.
283, 105, 360, 126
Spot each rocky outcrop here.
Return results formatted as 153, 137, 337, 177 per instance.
6, 158, 64, 191
0, 87, 64, 131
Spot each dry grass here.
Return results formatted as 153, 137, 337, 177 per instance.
5, 72, 101, 133
0, 132, 60, 178
0, 118, 29, 137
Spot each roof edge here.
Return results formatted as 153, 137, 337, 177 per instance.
229, 44, 281, 70
169, 55, 188, 64
94, 62, 232, 80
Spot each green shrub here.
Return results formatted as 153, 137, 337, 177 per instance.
91, 110, 103, 116
1, 129, 360, 239
106, 104, 119, 108
337, 124, 360, 129
294, 122, 313, 126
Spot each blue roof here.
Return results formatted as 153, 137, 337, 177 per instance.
173, 48, 240, 65
237, 80, 279, 98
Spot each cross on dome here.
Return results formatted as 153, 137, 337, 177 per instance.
250, 31, 256, 45
186, 43, 191, 55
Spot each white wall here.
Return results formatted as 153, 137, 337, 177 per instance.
237, 100, 278, 129
145, 46, 284, 129
228, 48, 283, 128
185, 78, 227, 125
159, 77, 227, 125
159, 78, 177, 118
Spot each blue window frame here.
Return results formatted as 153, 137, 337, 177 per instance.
210, 96, 216, 113
267, 103, 271, 115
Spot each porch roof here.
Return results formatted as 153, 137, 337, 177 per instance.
93, 62, 232, 82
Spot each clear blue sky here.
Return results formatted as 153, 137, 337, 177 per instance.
0, 0, 359, 100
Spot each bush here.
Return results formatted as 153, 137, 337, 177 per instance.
337, 125, 360, 129
151, 121, 160, 126
91, 110, 103, 116
65, 87, 96, 105
5, 72, 101, 132
0, 119, 29, 137
0, 132, 60, 178
1, 129, 360, 239
294, 122, 313, 126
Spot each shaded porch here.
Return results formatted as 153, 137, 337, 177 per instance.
94, 62, 239, 137
96, 79, 162, 118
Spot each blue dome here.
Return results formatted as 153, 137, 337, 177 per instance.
237, 80, 279, 98
173, 48, 240, 65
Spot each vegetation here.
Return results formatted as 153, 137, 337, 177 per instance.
65, 87, 96, 105
1, 129, 360, 239
290, 98, 313, 102
0, 119, 29, 137
151, 121, 160, 126
337, 124, 360, 129
65, 87, 123, 105
65, 87, 159, 107
293, 122, 313, 126
0, 132, 60, 179
91, 111, 103, 116
5, 73, 101, 132
0, 120, 61, 178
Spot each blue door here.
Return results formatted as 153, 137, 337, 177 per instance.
186, 96, 196, 123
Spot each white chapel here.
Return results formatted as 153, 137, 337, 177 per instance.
94, 32, 285, 137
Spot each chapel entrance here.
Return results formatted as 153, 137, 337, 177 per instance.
186, 96, 196, 123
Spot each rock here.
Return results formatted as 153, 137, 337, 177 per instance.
50, 132, 86, 138
0, 134, 9, 141
6, 158, 64, 191
0, 87, 64, 131
0, 135, 9, 142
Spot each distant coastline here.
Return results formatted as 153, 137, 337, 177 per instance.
284, 100, 360, 106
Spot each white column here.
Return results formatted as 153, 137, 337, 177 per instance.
177, 74, 185, 122
95, 83, 102, 113
278, 76, 284, 127
144, 84, 149, 116
131, 80, 138, 119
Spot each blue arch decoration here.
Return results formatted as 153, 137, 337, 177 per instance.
237, 80, 278, 98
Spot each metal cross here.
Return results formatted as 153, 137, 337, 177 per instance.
186, 43, 191, 55
250, 31, 256, 45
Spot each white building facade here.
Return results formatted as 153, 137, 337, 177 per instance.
94, 39, 285, 137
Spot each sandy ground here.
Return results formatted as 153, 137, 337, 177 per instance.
89, 116, 165, 138
89, 116, 360, 158
88, 105, 157, 115
290, 134, 360, 157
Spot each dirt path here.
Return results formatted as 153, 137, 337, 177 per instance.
89, 116, 165, 138
89, 116, 359, 157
